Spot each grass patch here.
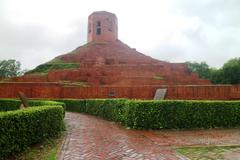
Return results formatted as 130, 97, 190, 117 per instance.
177, 145, 240, 160
60, 81, 89, 87
26, 62, 80, 74
9, 134, 64, 160
154, 75, 163, 80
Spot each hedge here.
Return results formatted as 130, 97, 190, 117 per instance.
58, 99, 127, 122
29, 100, 66, 116
0, 99, 66, 115
60, 99, 240, 129
0, 106, 64, 159
57, 99, 86, 113
0, 99, 21, 111
127, 100, 240, 129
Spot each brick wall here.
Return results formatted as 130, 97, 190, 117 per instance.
0, 83, 239, 100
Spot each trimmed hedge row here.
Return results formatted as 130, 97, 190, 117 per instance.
126, 100, 240, 129
58, 99, 127, 122
0, 99, 21, 111
0, 106, 64, 159
0, 99, 66, 114
29, 100, 66, 116
60, 99, 240, 129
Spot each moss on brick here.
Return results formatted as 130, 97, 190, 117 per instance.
26, 60, 80, 74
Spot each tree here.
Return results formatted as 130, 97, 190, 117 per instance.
186, 61, 211, 79
209, 68, 224, 84
221, 58, 240, 84
186, 58, 240, 84
0, 59, 22, 78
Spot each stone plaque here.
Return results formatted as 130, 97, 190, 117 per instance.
154, 89, 167, 100
18, 91, 29, 108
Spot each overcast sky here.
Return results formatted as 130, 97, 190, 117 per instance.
0, 0, 239, 70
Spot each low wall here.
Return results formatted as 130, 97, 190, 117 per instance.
0, 82, 239, 100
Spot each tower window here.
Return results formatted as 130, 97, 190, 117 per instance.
97, 21, 101, 26
96, 28, 101, 35
96, 21, 101, 35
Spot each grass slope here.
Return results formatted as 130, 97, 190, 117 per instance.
26, 58, 80, 74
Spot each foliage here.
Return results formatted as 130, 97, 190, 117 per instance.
29, 100, 66, 115
186, 61, 211, 79
0, 99, 21, 111
187, 57, 240, 84
57, 99, 87, 113
26, 62, 80, 74
0, 59, 23, 78
59, 99, 240, 130
58, 99, 127, 122
0, 99, 66, 114
126, 100, 240, 129
12, 135, 64, 160
60, 81, 89, 87
177, 145, 240, 160
0, 106, 64, 159
209, 68, 224, 84
221, 58, 240, 84
153, 75, 163, 80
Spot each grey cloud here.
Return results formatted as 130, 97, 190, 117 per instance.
0, 1, 87, 69
0, 0, 239, 70
165, 0, 240, 67
175, 0, 240, 27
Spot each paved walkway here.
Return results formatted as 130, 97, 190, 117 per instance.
59, 112, 240, 160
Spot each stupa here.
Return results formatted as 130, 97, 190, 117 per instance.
3, 11, 238, 100
12, 11, 210, 87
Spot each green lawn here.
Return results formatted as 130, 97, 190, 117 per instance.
9, 135, 64, 160
177, 145, 240, 160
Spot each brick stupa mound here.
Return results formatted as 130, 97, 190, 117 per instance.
12, 11, 210, 86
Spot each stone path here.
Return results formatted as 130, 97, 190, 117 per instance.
59, 112, 240, 160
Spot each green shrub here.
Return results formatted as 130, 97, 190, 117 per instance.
126, 100, 240, 129
0, 106, 64, 159
61, 99, 240, 130
85, 99, 128, 122
57, 99, 86, 113
29, 100, 66, 116
0, 99, 66, 115
0, 99, 21, 111
58, 99, 127, 122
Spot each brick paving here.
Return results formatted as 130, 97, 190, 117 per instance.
59, 112, 240, 160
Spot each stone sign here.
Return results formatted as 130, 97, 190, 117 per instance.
154, 89, 167, 100
18, 91, 29, 108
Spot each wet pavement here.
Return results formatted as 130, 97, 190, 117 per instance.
59, 112, 240, 160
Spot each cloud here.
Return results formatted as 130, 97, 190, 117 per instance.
0, 0, 87, 69
0, 0, 239, 70
148, 0, 240, 68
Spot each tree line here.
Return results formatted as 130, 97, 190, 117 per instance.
0, 59, 24, 79
186, 57, 240, 84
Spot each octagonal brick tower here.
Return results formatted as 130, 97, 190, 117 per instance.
87, 11, 118, 42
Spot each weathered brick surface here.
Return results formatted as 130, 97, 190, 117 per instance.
45, 64, 210, 86
59, 113, 184, 160
59, 112, 240, 160
88, 11, 118, 43
0, 83, 239, 100
11, 40, 211, 86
